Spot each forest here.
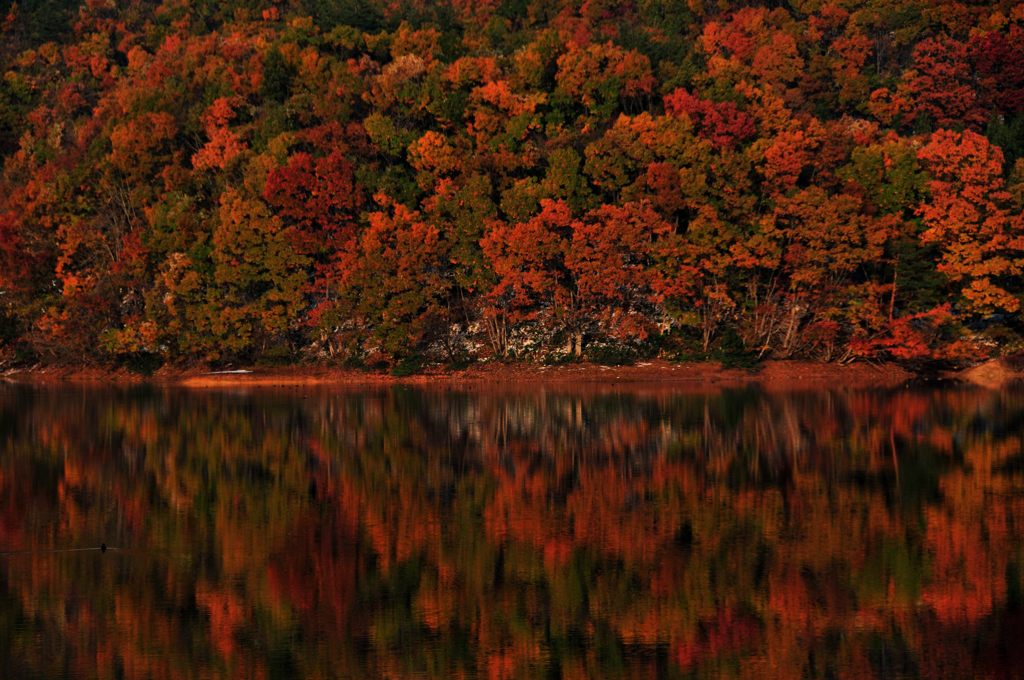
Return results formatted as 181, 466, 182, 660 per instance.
1, 0, 1023, 370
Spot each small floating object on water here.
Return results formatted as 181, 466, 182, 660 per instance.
204, 369, 253, 375
1, 544, 119, 556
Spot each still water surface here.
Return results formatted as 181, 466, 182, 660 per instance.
1, 383, 1023, 679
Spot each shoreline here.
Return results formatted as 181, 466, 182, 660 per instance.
3, 358, 1019, 390
0, 359, 939, 390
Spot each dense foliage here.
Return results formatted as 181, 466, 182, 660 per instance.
1, 0, 1024, 368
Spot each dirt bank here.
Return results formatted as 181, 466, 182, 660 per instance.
948, 359, 1024, 389
0, 359, 918, 390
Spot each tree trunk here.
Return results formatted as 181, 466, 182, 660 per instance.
485, 314, 508, 359
889, 254, 899, 323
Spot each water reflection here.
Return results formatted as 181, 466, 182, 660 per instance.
1, 383, 1023, 678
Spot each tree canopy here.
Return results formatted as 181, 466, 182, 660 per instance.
1, 0, 1023, 368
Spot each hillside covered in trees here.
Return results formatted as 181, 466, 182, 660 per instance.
1, 0, 1023, 370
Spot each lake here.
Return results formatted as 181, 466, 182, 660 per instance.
1, 382, 1022, 678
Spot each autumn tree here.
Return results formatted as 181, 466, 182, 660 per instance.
918, 129, 1024, 315
345, 195, 449, 362
481, 199, 575, 357
567, 202, 669, 348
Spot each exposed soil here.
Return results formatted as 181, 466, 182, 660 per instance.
950, 359, 1024, 389
0, 359, 923, 391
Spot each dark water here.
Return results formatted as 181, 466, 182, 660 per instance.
2, 383, 1024, 679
